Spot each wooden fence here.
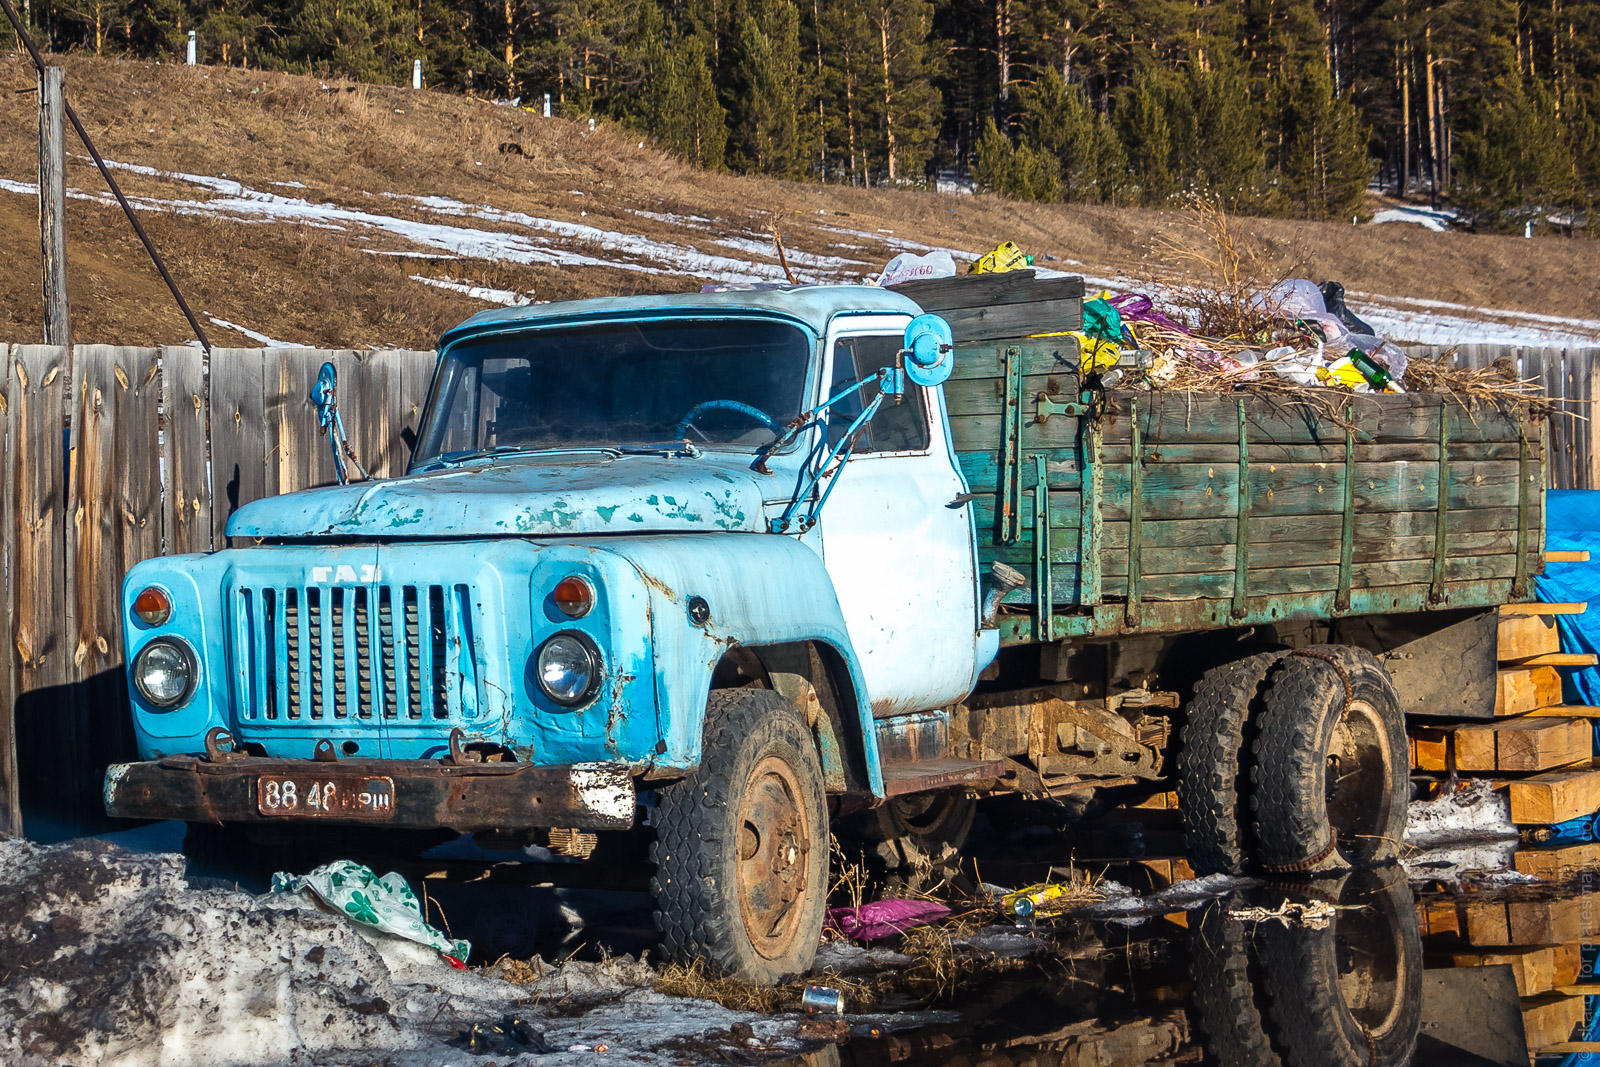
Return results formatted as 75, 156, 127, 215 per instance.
0, 342, 1594, 840
1407, 345, 1599, 492
0, 345, 435, 840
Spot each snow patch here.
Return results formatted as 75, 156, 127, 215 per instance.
0, 838, 806, 1067
206, 316, 301, 349
410, 274, 533, 305
1405, 779, 1518, 848
1370, 205, 1456, 232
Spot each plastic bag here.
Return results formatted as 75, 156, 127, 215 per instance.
273, 860, 472, 962
1071, 332, 1121, 373
880, 250, 957, 288
1082, 296, 1125, 342
968, 241, 1031, 274
827, 899, 951, 941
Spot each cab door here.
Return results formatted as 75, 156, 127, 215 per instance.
814, 316, 980, 718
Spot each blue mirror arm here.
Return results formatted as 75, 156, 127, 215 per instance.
771, 391, 885, 533
751, 369, 896, 474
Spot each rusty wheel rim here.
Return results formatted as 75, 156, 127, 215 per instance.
1326, 697, 1393, 860
736, 754, 812, 960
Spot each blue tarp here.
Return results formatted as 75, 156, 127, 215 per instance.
1538, 490, 1600, 708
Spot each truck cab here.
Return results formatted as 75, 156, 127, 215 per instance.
108, 286, 996, 982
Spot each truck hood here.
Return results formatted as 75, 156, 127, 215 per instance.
226, 455, 767, 539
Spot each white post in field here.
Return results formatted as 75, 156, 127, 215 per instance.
412, 59, 422, 89
187, 30, 196, 65
543, 93, 551, 118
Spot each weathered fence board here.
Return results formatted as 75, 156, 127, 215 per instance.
1407, 344, 1598, 490
12, 346, 70, 838
60, 346, 161, 830
0, 348, 16, 835
211, 348, 268, 549
163, 346, 212, 556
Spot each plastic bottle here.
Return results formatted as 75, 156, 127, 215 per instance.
1002, 882, 1075, 918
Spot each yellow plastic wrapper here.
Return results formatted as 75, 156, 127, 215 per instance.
1071, 332, 1121, 373
969, 241, 1032, 274
1316, 357, 1368, 390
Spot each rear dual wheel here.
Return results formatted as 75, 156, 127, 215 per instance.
1178, 645, 1406, 875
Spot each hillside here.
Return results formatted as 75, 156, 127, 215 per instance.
1, 53, 1596, 351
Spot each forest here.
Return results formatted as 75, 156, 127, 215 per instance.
7, 0, 1598, 231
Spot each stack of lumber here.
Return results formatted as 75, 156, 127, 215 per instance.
1419, 893, 1596, 1056
1408, 589, 1600, 876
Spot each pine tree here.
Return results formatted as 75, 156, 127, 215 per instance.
973, 117, 1059, 199
1184, 62, 1267, 207
724, 3, 805, 175
861, 0, 942, 182
680, 34, 730, 168
818, 0, 875, 183
286, 0, 407, 81
1019, 70, 1127, 202
1117, 74, 1178, 205
1454, 74, 1577, 231
1278, 62, 1374, 219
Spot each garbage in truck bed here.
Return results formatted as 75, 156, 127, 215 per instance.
887, 219, 1551, 406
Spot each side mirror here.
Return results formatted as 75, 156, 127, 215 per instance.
311, 361, 338, 413
903, 314, 954, 387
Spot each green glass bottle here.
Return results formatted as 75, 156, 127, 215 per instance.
1347, 348, 1394, 390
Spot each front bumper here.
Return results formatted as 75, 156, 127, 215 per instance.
103, 756, 637, 831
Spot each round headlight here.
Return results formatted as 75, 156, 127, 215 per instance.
535, 632, 601, 707
133, 638, 197, 709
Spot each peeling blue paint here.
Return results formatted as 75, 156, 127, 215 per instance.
227, 455, 769, 540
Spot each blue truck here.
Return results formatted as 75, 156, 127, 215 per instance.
106, 278, 1544, 983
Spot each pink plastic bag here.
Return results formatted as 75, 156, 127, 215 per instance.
827, 899, 951, 941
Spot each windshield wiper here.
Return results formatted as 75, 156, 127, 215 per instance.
616, 442, 702, 458
429, 446, 625, 468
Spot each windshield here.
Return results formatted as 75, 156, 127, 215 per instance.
414, 318, 814, 466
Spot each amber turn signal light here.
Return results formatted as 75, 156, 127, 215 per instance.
553, 576, 595, 618
133, 586, 172, 626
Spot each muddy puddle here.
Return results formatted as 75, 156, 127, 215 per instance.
92, 793, 1600, 1066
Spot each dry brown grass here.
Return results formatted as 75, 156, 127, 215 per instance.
0, 52, 1593, 348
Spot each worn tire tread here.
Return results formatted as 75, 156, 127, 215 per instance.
1188, 897, 1283, 1067
1177, 652, 1283, 875
649, 689, 827, 984
1250, 646, 1406, 872
1258, 873, 1421, 1067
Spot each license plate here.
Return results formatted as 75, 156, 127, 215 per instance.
257, 775, 395, 819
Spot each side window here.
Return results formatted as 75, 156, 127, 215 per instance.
827, 336, 931, 453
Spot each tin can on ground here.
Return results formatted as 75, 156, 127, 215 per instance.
801, 985, 844, 1014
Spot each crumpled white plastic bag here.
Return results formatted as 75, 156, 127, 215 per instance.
879, 250, 956, 288
273, 860, 471, 962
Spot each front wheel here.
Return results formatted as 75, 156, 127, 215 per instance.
650, 690, 829, 985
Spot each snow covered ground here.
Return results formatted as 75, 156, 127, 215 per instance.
0, 837, 824, 1067
0, 161, 1593, 349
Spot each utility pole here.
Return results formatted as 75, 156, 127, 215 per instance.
38, 65, 68, 347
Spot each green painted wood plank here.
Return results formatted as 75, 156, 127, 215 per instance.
947, 340, 1079, 382
967, 458, 1526, 524
979, 529, 1527, 577
997, 553, 1521, 606
994, 576, 1527, 643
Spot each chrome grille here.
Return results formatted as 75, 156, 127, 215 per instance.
236, 583, 477, 723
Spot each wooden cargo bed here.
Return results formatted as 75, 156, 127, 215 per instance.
895, 272, 1548, 645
